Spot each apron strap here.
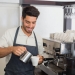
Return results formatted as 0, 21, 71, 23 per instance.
33, 31, 38, 53
13, 26, 19, 46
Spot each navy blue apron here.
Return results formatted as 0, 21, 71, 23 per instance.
4, 27, 38, 75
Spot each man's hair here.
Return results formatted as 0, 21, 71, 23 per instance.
22, 6, 40, 19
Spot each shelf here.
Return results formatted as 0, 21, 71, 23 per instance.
20, 0, 75, 6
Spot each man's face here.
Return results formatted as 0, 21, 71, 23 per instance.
22, 15, 37, 34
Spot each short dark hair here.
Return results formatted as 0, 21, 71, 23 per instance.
22, 6, 40, 19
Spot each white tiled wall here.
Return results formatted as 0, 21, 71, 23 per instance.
32, 5, 64, 38
0, 3, 19, 75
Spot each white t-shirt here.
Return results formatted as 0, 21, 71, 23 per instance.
0, 26, 44, 63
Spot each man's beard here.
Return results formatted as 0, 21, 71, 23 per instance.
23, 25, 33, 34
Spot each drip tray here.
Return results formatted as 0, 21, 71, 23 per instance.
48, 63, 64, 73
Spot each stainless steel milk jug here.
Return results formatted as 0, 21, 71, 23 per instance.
20, 51, 32, 63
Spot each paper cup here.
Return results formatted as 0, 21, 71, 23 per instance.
31, 56, 39, 66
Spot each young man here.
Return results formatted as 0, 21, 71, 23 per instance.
0, 6, 44, 75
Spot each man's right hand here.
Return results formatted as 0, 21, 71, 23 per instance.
11, 46, 27, 56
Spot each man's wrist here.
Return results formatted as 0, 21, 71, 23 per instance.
8, 46, 13, 53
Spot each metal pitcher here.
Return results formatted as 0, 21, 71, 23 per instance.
20, 51, 32, 63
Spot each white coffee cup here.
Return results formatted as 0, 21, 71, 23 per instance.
31, 56, 39, 66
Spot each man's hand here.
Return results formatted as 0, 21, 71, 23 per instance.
11, 46, 27, 56
37, 55, 44, 64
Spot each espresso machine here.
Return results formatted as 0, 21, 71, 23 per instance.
38, 38, 75, 75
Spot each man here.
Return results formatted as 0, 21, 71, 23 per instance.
0, 6, 44, 75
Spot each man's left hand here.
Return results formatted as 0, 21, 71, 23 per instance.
37, 55, 44, 64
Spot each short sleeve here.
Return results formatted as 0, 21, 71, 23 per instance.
0, 30, 10, 48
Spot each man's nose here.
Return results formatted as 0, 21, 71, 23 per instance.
29, 23, 33, 28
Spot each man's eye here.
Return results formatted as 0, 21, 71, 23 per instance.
33, 22, 36, 24
26, 21, 30, 24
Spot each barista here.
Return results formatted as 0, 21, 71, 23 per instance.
0, 6, 44, 75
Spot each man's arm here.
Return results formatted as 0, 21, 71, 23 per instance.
0, 47, 12, 58
0, 46, 27, 58
37, 37, 44, 64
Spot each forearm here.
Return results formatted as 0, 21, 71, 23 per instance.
0, 47, 13, 58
